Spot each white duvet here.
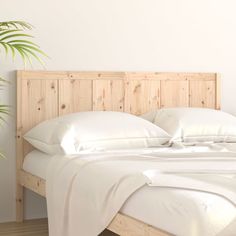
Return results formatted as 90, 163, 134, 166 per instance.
46, 145, 236, 236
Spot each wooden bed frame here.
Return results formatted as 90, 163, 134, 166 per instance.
16, 70, 221, 236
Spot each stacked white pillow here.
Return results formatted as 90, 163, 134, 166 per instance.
24, 111, 171, 155
143, 108, 236, 143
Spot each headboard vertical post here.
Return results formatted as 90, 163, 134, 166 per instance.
216, 73, 221, 110
16, 71, 24, 222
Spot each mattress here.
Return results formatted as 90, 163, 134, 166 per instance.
23, 145, 236, 236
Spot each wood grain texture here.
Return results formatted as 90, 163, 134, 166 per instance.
160, 80, 189, 108
16, 70, 220, 235
216, 73, 221, 110
125, 72, 216, 81
108, 213, 173, 236
59, 79, 92, 115
190, 80, 216, 108
20, 171, 45, 197
124, 80, 160, 115
93, 80, 124, 111
21, 79, 58, 156
16, 71, 24, 223
22, 79, 58, 129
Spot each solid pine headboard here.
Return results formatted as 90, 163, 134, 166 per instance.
16, 70, 220, 169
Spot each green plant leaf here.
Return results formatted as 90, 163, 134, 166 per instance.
12, 44, 48, 57
0, 77, 9, 83
0, 77, 9, 90
0, 27, 47, 65
0, 21, 33, 30
0, 151, 5, 159
13, 47, 27, 65
0, 105, 10, 114
0, 33, 33, 41
0, 105, 10, 125
21, 47, 46, 66
0, 29, 20, 37
1, 42, 8, 55
7, 44, 16, 59
6, 39, 38, 46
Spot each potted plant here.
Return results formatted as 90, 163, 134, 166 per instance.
0, 21, 46, 158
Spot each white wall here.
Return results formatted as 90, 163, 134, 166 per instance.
1, 0, 236, 222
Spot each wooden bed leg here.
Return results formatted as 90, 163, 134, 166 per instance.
16, 72, 24, 223
16, 183, 24, 222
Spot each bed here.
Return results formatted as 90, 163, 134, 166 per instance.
16, 70, 224, 236
22, 146, 236, 236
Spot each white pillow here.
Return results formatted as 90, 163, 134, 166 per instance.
24, 111, 171, 155
152, 108, 236, 143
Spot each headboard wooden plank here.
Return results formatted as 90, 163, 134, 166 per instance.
160, 80, 189, 108
17, 70, 220, 161
59, 79, 93, 115
21, 79, 58, 130
190, 80, 216, 108
21, 79, 58, 156
93, 79, 124, 112
124, 80, 161, 114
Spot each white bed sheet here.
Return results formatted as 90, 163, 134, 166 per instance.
23, 145, 236, 236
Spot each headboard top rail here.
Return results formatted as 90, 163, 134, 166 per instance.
18, 70, 217, 81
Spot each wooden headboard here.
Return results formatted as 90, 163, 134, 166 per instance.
16, 70, 220, 168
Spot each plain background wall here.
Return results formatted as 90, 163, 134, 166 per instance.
1, 0, 236, 222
